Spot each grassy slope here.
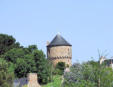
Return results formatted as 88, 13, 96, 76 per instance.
42, 75, 62, 87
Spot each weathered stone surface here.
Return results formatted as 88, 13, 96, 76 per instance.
47, 46, 72, 66
27, 73, 41, 87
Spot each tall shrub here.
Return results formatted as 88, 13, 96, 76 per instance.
33, 50, 51, 84
55, 62, 66, 75
0, 59, 14, 87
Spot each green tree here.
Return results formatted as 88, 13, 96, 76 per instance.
3, 48, 25, 63
64, 61, 113, 87
87, 61, 113, 87
55, 62, 65, 75
14, 58, 28, 78
0, 58, 14, 87
0, 34, 20, 55
14, 54, 36, 78
2, 47, 36, 78
28, 45, 37, 53
0, 34, 52, 84
33, 50, 51, 84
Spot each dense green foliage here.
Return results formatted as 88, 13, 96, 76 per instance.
3, 48, 25, 63
0, 58, 14, 87
9, 48, 51, 84
0, 34, 51, 84
33, 50, 51, 84
42, 75, 62, 87
64, 61, 113, 87
55, 62, 66, 75
0, 34, 20, 55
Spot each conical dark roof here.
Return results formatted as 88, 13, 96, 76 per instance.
47, 34, 72, 47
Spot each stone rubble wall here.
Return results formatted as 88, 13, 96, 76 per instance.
27, 73, 41, 87
47, 46, 72, 66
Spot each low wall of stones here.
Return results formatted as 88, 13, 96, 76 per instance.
13, 73, 41, 87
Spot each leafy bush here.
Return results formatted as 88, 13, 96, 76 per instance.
3, 48, 25, 63
0, 58, 14, 87
0, 34, 20, 55
42, 75, 62, 87
0, 34, 53, 85
55, 62, 65, 75
33, 50, 51, 84
2, 45, 52, 84
64, 63, 83, 83
63, 61, 113, 87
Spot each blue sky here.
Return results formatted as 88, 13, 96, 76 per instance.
0, 0, 113, 63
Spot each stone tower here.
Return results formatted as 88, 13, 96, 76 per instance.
47, 34, 72, 66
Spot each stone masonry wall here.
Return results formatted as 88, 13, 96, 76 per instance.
27, 73, 41, 87
49, 57, 72, 66
47, 46, 72, 66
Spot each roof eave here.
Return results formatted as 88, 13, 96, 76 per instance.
47, 44, 72, 47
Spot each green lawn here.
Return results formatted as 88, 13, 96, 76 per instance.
42, 75, 62, 87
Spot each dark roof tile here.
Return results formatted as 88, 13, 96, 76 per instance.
47, 34, 72, 47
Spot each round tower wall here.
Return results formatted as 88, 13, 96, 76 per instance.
48, 46, 72, 58
49, 58, 72, 66
47, 46, 72, 66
